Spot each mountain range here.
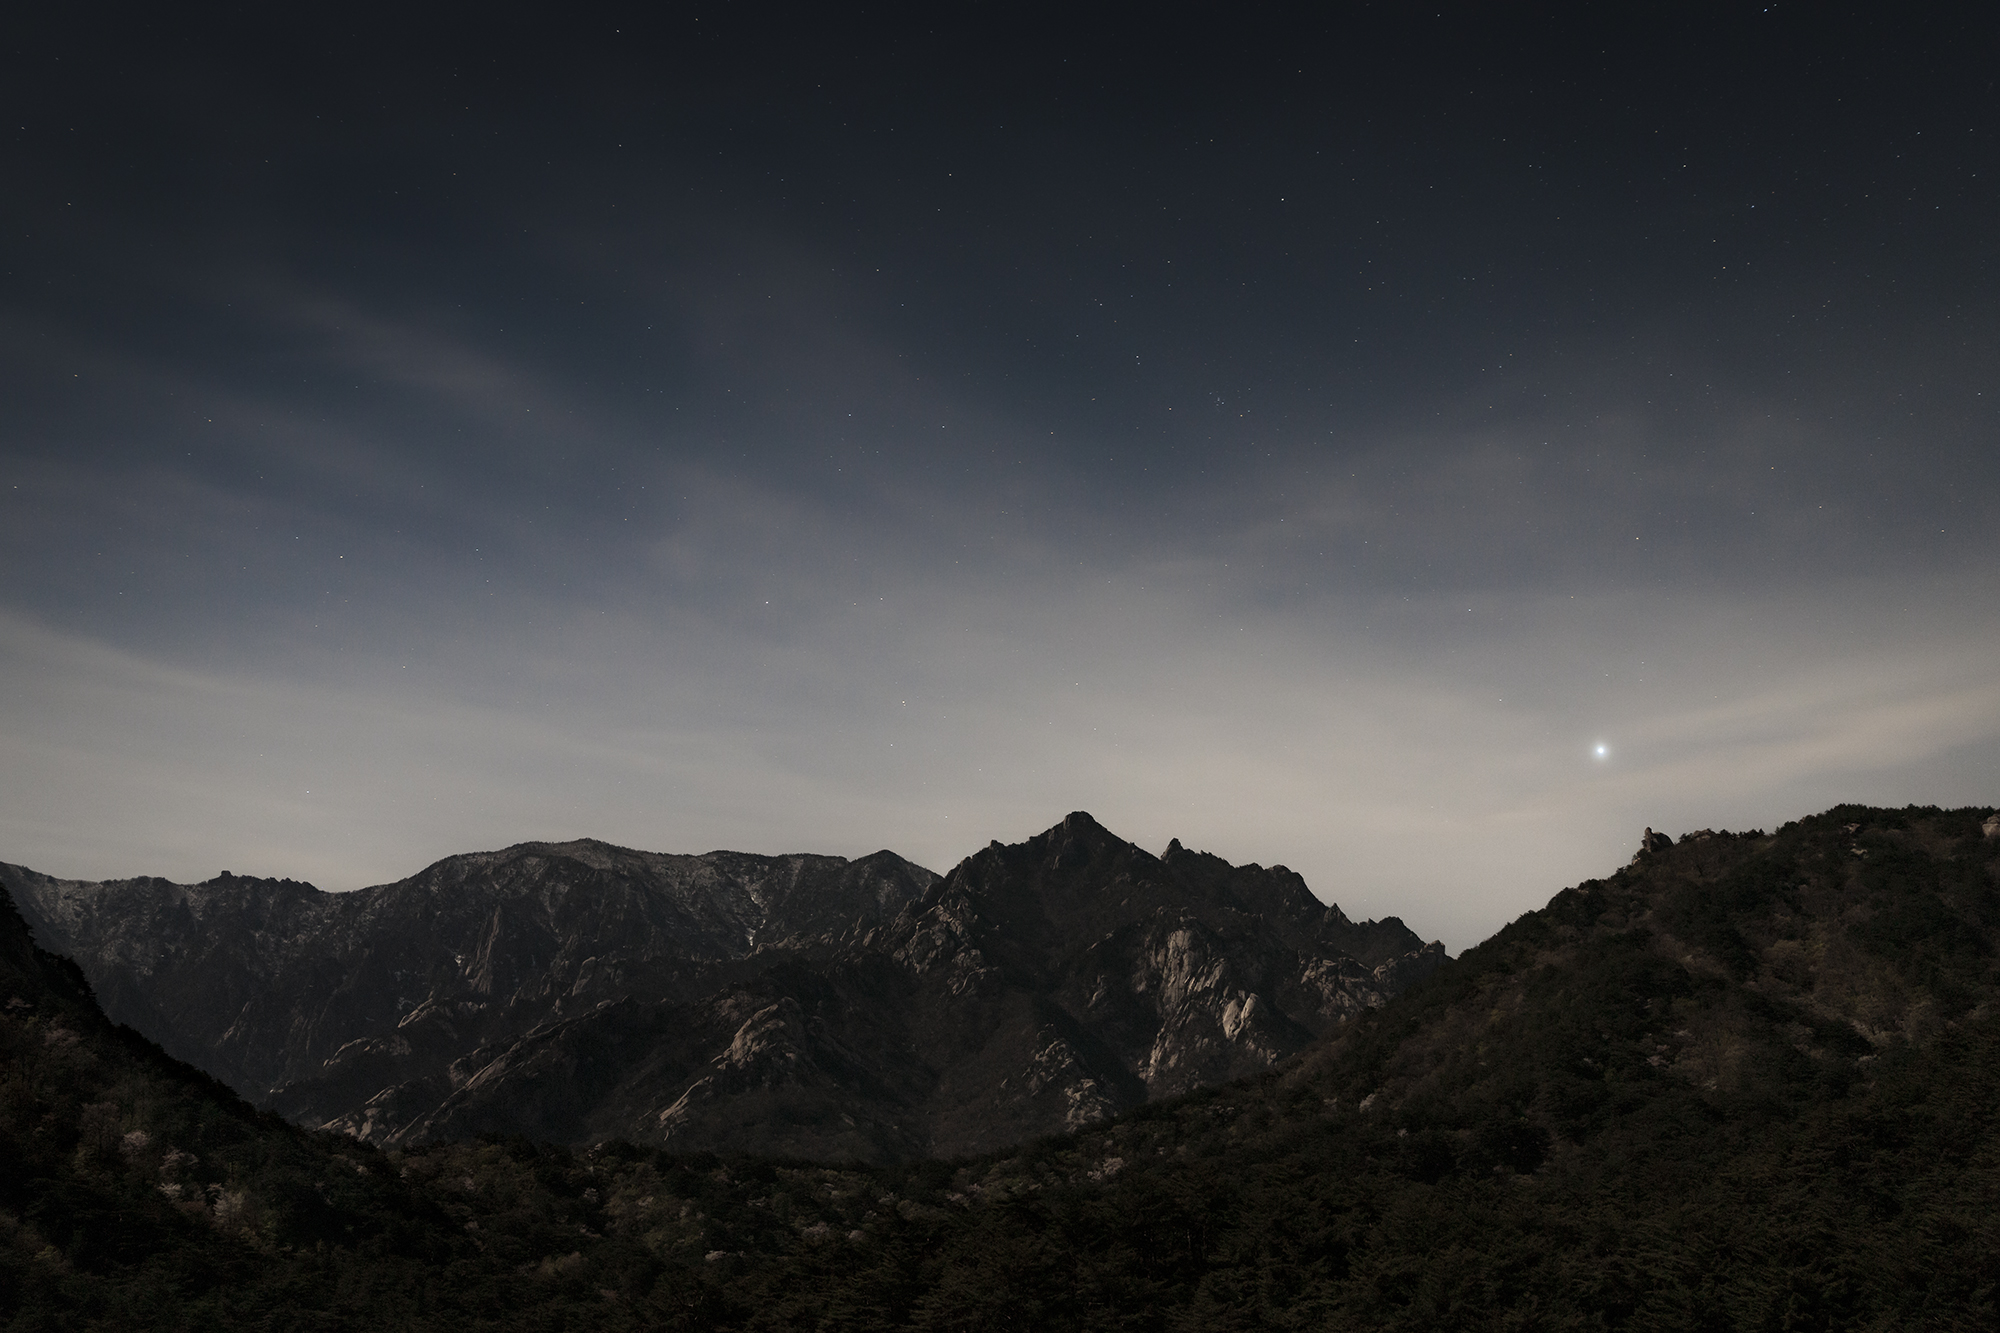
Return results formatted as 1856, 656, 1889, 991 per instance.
1, 813, 1443, 1161
3, 800, 2000, 1328
4, 802, 1994, 1330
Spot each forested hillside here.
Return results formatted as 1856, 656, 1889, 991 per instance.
6, 804, 1997, 1330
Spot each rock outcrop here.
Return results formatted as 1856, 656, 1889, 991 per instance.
1, 814, 1445, 1161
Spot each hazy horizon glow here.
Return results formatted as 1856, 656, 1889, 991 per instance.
4, 8, 1995, 951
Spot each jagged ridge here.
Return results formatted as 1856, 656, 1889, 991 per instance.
2, 814, 1443, 1161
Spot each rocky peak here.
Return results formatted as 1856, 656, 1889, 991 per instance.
1634, 827, 1675, 861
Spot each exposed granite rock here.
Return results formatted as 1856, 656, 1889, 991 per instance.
1, 814, 1446, 1161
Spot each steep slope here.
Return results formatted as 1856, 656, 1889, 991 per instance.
2, 816, 1442, 1161
0, 879, 473, 1326
0, 876, 732, 1331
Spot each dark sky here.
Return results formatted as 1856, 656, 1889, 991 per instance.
5, 4, 1996, 948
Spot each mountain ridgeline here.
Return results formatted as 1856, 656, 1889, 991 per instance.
4, 802, 1995, 1331
1, 814, 1442, 1161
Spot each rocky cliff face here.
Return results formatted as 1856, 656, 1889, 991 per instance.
2, 814, 1443, 1161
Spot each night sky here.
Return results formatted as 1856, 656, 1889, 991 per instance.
5, 5, 1996, 949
